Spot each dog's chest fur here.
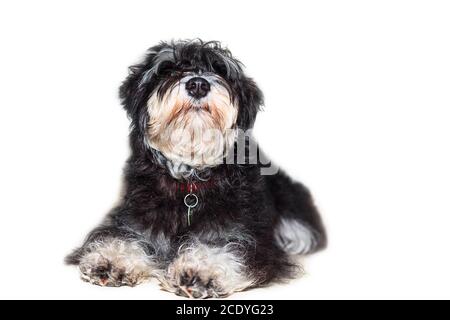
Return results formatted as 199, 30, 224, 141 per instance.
122, 160, 270, 238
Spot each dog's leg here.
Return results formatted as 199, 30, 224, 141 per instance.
160, 242, 254, 298
266, 171, 327, 255
66, 226, 161, 287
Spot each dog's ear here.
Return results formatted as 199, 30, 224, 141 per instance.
119, 53, 156, 123
237, 76, 264, 129
119, 43, 174, 123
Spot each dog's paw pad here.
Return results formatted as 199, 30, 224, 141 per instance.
79, 257, 147, 287
163, 268, 222, 299
87, 263, 113, 286
159, 244, 255, 298
78, 239, 153, 287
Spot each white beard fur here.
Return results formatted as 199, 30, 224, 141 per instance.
146, 74, 237, 173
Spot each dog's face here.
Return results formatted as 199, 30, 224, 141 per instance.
120, 40, 263, 169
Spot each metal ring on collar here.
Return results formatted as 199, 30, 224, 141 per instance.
184, 193, 199, 208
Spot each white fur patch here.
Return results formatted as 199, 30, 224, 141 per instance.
275, 218, 317, 255
160, 242, 254, 298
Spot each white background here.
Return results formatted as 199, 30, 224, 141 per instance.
0, 0, 449, 300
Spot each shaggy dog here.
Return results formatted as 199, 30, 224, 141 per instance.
66, 39, 326, 298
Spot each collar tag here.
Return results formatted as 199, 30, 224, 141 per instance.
183, 183, 199, 226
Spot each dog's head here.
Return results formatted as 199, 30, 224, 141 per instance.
120, 40, 263, 170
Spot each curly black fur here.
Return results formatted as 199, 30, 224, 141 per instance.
66, 39, 326, 296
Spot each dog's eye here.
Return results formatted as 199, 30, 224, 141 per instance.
212, 62, 228, 77
156, 61, 176, 76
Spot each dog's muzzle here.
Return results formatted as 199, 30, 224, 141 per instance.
185, 77, 211, 99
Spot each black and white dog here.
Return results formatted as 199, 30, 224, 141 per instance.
66, 39, 326, 298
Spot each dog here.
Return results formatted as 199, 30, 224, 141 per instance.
66, 39, 327, 298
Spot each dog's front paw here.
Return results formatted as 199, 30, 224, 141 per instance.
163, 265, 224, 298
78, 239, 153, 287
160, 244, 254, 298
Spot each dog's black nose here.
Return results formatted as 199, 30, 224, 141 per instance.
185, 77, 210, 99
